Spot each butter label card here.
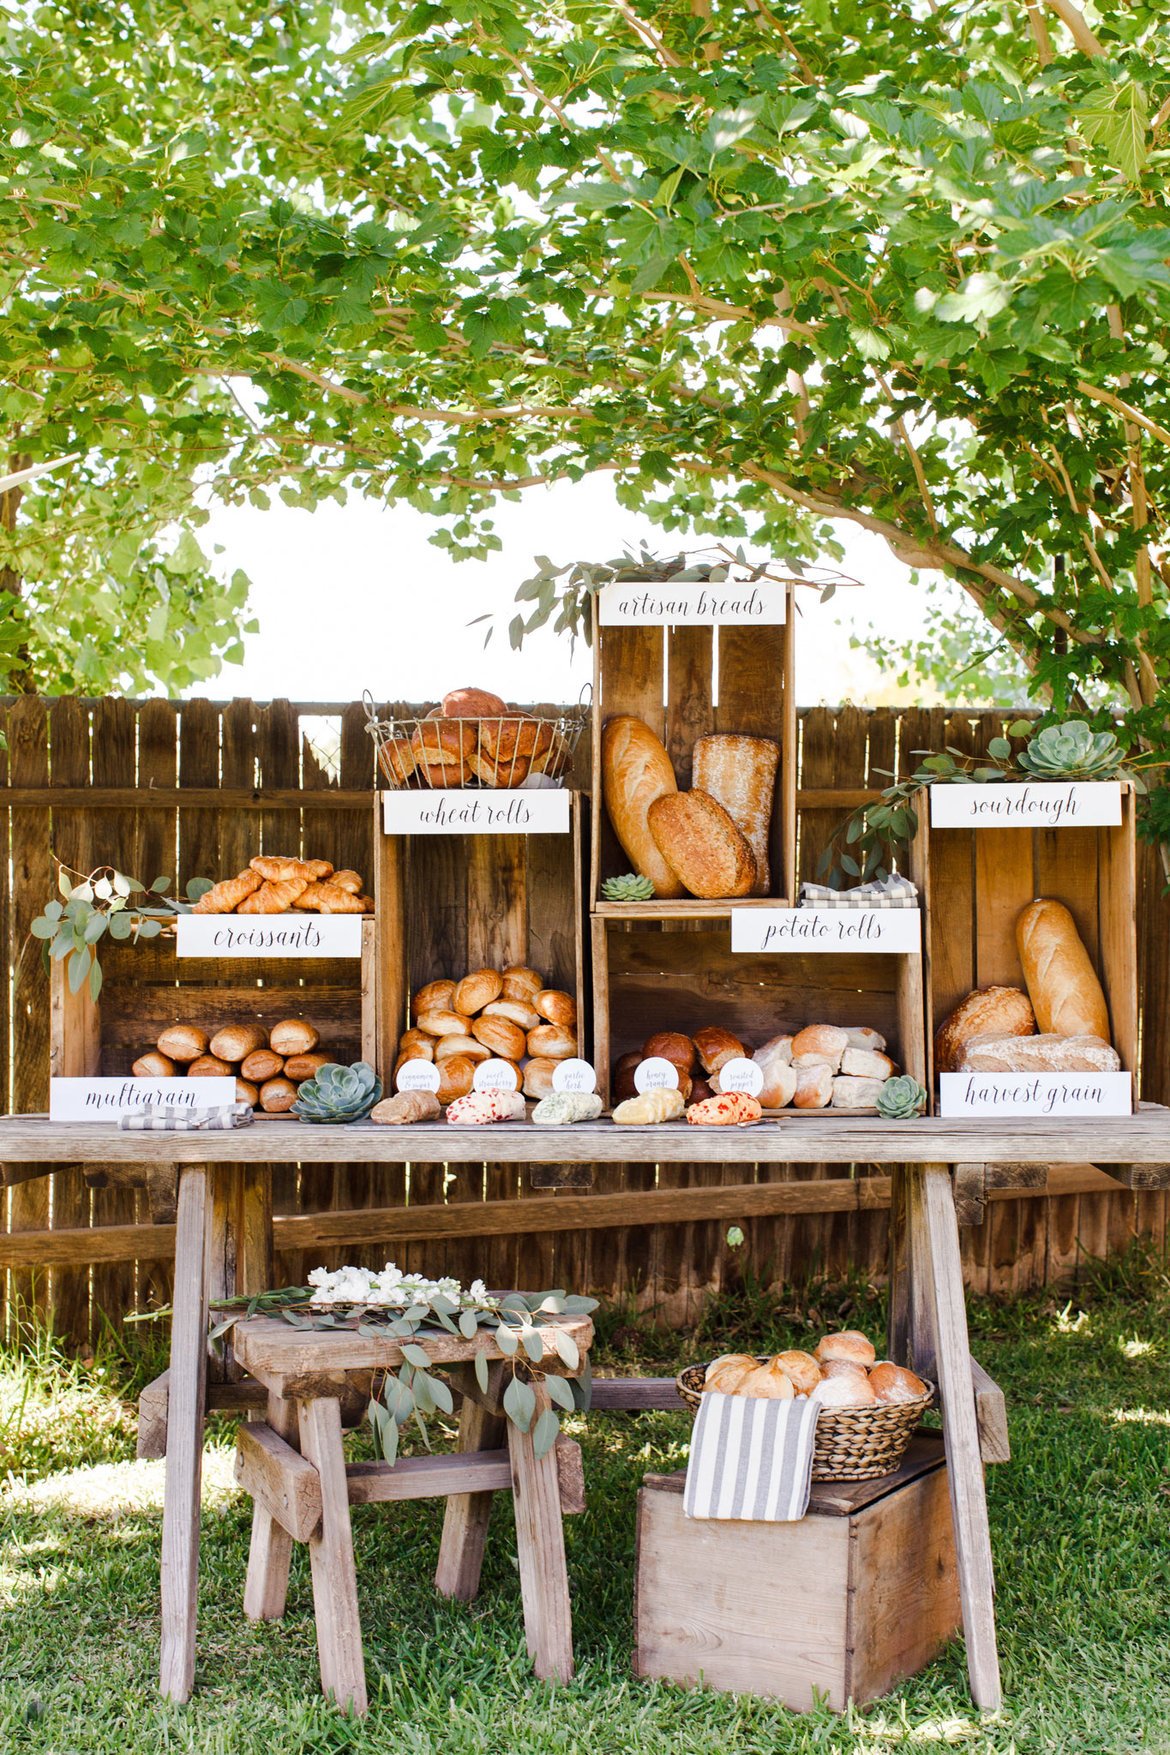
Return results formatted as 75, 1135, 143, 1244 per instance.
598, 580, 786, 627
50, 1077, 237, 1120
929, 781, 1122, 829
176, 915, 363, 958
939, 1072, 1132, 1118
732, 909, 921, 954
382, 788, 570, 836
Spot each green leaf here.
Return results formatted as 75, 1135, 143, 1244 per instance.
459, 1308, 479, 1339
552, 1329, 579, 1372
503, 1373, 536, 1433
521, 1326, 544, 1363
544, 1373, 575, 1412
1079, 80, 1149, 183
532, 1406, 560, 1460
495, 1324, 519, 1357
401, 1343, 432, 1369
935, 273, 1011, 325
474, 1351, 490, 1394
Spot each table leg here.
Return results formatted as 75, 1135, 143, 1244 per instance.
913, 1163, 1002, 1712
159, 1164, 212, 1703
436, 1363, 506, 1601
298, 1397, 367, 1716
243, 1390, 300, 1621
507, 1384, 574, 1684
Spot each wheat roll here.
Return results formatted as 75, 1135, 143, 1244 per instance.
241, 1048, 285, 1083
156, 1024, 209, 1063
188, 1054, 234, 1078
269, 1019, 321, 1057
259, 1076, 298, 1113
283, 1051, 331, 1082
454, 968, 504, 1015
397, 1028, 436, 1061
601, 715, 685, 898
133, 1051, 176, 1078
1016, 897, 1110, 1041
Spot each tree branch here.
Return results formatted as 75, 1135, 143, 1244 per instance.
1041, 0, 1105, 56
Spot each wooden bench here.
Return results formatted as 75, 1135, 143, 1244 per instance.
230, 1312, 593, 1715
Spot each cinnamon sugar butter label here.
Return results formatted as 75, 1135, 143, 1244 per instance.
939, 1072, 1132, 1118
929, 781, 1123, 829
381, 789, 570, 835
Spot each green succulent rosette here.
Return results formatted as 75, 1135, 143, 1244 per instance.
602, 873, 656, 901
875, 1076, 928, 1121
1018, 721, 1124, 781
291, 1060, 383, 1123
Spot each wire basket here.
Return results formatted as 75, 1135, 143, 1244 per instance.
675, 1358, 935, 1482
363, 691, 589, 791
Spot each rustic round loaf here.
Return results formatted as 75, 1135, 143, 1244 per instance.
933, 985, 1035, 1075
269, 1019, 320, 1057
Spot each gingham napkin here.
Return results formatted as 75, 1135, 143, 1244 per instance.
119, 1102, 255, 1132
799, 873, 919, 909
683, 1392, 821, 1522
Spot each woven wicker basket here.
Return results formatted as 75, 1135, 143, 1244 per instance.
675, 1359, 935, 1483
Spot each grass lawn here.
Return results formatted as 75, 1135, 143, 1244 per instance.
1, 1256, 1169, 1754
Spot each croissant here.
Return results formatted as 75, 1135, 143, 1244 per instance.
611, 1087, 685, 1125
294, 881, 367, 914
250, 855, 333, 883
330, 869, 364, 894
237, 876, 309, 913
192, 871, 262, 914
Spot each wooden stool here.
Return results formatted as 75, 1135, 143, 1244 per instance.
231, 1313, 593, 1715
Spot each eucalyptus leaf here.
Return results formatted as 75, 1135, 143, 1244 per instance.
503, 1374, 536, 1433
532, 1406, 560, 1460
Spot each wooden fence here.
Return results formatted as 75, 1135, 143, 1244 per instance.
1, 696, 1167, 1345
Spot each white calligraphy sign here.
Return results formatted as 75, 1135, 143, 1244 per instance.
929, 781, 1122, 829
714, 1057, 764, 1097
634, 1056, 680, 1093
50, 1077, 237, 1121
939, 1072, 1132, 1119
176, 915, 363, 958
598, 580, 787, 626
552, 1058, 597, 1093
473, 1059, 520, 1092
396, 1061, 440, 1094
382, 789, 570, 835
732, 908, 922, 954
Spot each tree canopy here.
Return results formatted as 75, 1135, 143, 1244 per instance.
3, 0, 1168, 819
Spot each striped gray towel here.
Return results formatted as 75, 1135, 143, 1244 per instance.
800, 874, 919, 909
683, 1392, 820, 1521
119, 1102, 254, 1132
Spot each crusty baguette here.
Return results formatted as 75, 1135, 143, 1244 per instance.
934, 985, 1035, 1075
601, 716, 684, 898
692, 733, 779, 895
1016, 898, 1110, 1041
647, 790, 756, 899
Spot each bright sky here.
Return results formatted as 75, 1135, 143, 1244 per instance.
196, 472, 949, 707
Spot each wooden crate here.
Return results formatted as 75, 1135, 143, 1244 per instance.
50, 920, 376, 1082
371, 793, 588, 1083
920, 782, 1139, 1094
633, 1433, 960, 1710
589, 584, 797, 915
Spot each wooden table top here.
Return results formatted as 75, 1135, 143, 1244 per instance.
2, 1109, 1168, 1165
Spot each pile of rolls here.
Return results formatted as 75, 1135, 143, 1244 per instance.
613, 1022, 900, 1111
704, 1330, 928, 1407
380, 687, 571, 789
131, 1019, 327, 1112
395, 964, 578, 1104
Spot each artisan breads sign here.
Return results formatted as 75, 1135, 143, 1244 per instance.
176, 916, 363, 958
50, 1076, 237, 1120
731, 908, 922, 954
382, 788, 570, 835
929, 781, 1123, 829
598, 579, 787, 626
939, 1071, 1133, 1118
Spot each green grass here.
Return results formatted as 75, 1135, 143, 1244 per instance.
2, 1258, 1170, 1754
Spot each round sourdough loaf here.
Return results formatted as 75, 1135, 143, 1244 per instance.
934, 985, 1035, 1073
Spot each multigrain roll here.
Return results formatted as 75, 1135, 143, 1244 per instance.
283, 1051, 331, 1082
157, 1024, 209, 1063
133, 1051, 176, 1078
260, 1076, 298, 1113
209, 1023, 267, 1064
269, 1019, 320, 1057
188, 1054, 234, 1078
241, 1048, 285, 1083
235, 1078, 260, 1108
454, 968, 504, 1015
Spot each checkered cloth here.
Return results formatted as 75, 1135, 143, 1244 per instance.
799, 874, 919, 909
119, 1102, 255, 1132
684, 1392, 821, 1522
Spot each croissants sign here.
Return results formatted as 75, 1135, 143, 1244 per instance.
381, 788, 570, 835
176, 916, 364, 957
929, 781, 1123, 829
597, 580, 787, 626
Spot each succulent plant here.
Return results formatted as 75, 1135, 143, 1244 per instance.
1017, 720, 1125, 781
292, 1060, 383, 1123
875, 1076, 928, 1121
602, 872, 656, 902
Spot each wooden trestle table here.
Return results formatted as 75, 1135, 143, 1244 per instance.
3, 1110, 1170, 1715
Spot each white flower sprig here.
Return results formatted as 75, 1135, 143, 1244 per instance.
306, 1263, 493, 1310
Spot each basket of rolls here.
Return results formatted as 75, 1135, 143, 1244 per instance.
365, 687, 587, 791
675, 1330, 933, 1482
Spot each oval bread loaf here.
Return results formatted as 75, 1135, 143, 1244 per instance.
188, 1054, 234, 1078
1016, 897, 1110, 1041
647, 790, 756, 899
283, 1051, 332, 1082
601, 716, 685, 899
209, 1023, 268, 1063
259, 1076, 298, 1113
241, 1048, 285, 1083
934, 985, 1035, 1074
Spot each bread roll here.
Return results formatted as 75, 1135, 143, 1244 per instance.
283, 1051, 332, 1082
414, 979, 456, 1015
240, 1048, 284, 1083
601, 716, 685, 899
844, 1026, 887, 1052
739, 1359, 794, 1400
813, 1372, 876, 1408
534, 989, 577, 1027
523, 1056, 559, 1100
815, 1330, 876, 1368
235, 1078, 260, 1108
472, 1015, 527, 1061
260, 1076, 298, 1113
434, 1034, 490, 1063
157, 1024, 209, 1062
613, 1051, 641, 1103
411, 717, 475, 785
869, 1363, 929, 1405
958, 1032, 1120, 1074
441, 686, 507, 718
704, 1353, 759, 1394
478, 714, 549, 786
612, 1088, 685, 1124
371, 1091, 442, 1124
840, 1047, 896, 1080
692, 733, 780, 894
207, 1024, 266, 1064
643, 1031, 697, 1074
1017, 898, 1110, 1041
690, 1076, 714, 1104
436, 1054, 477, 1104
501, 965, 543, 1000
188, 1053, 234, 1078
790, 1024, 849, 1070
774, 1350, 822, 1395
132, 1051, 176, 1078
752, 1039, 797, 1108
822, 1358, 868, 1380
482, 998, 541, 1031
418, 1009, 475, 1039
527, 1023, 577, 1061
830, 1075, 886, 1109
647, 790, 756, 899
692, 1026, 746, 1075
793, 1064, 832, 1109
397, 1028, 435, 1061
379, 736, 415, 785
454, 968, 503, 1015
934, 986, 1035, 1075
269, 1019, 320, 1056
